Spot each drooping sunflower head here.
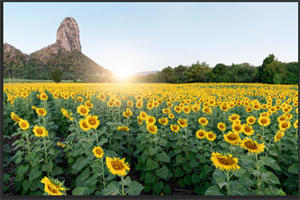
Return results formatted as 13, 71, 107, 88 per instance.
242, 124, 254, 136
147, 124, 158, 135
223, 131, 241, 145
93, 146, 104, 159
196, 129, 206, 139
77, 105, 90, 116
11, 112, 21, 122
170, 124, 180, 133
274, 131, 285, 143
177, 118, 188, 128
86, 115, 100, 129
106, 157, 130, 177
240, 137, 265, 154
206, 131, 216, 142
217, 122, 226, 132
117, 126, 130, 132
198, 117, 208, 126
41, 176, 66, 196
19, 119, 30, 130
79, 119, 91, 132
211, 152, 240, 171
33, 126, 48, 138
158, 118, 168, 126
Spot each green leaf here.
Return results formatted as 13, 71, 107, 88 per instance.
205, 185, 223, 195
176, 154, 183, 164
103, 182, 120, 195
262, 171, 280, 185
145, 159, 158, 171
239, 173, 254, 187
191, 173, 200, 184
212, 169, 226, 189
260, 156, 281, 171
287, 163, 298, 174
174, 167, 184, 178
128, 181, 144, 195
72, 187, 88, 195
156, 165, 169, 180
144, 172, 155, 184
76, 167, 91, 186
156, 151, 170, 163
72, 156, 90, 173
190, 158, 199, 168
229, 181, 252, 195
148, 147, 158, 156
163, 184, 171, 195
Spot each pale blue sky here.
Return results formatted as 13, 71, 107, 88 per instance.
4, 2, 298, 77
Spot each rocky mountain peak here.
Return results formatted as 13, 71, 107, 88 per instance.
56, 17, 81, 52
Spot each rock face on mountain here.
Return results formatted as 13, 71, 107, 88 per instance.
4, 17, 113, 82
56, 17, 81, 52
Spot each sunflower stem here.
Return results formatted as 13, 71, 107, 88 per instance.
100, 158, 106, 189
43, 137, 49, 177
121, 176, 125, 195
225, 171, 231, 196
255, 154, 261, 192
24, 130, 32, 165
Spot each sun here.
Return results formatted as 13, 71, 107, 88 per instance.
112, 67, 136, 81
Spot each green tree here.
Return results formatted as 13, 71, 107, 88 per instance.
50, 69, 63, 83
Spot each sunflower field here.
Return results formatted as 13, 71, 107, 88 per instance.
3, 82, 298, 196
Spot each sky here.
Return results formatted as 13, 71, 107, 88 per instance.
4, 3, 298, 78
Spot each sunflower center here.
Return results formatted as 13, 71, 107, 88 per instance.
208, 133, 214, 138
282, 123, 288, 128
21, 122, 27, 127
83, 122, 89, 128
96, 149, 102, 155
234, 126, 241, 131
227, 134, 237, 140
198, 132, 204, 137
111, 161, 124, 170
244, 141, 258, 150
217, 157, 235, 165
149, 126, 155, 131
89, 118, 96, 125
201, 119, 206, 123
47, 184, 58, 194
244, 126, 251, 132
261, 119, 267, 124
80, 108, 87, 114
249, 119, 254, 123
37, 128, 43, 135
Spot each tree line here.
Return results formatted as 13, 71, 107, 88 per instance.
131, 54, 298, 84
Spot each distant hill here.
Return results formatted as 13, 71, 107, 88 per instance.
131, 71, 158, 76
3, 17, 114, 82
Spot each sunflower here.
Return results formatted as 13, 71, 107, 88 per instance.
106, 157, 130, 176
294, 120, 298, 129
174, 105, 182, 113
77, 105, 90, 116
147, 124, 158, 134
137, 116, 143, 125
217, 122, 226, 132
137, 112, 147, 121
11, 112, 21, 122
231, 123, 243, 134
223, 131, 241, 145
168, 113, 175, 119
183, 106, 191, 114
93, 146, 104, 158
274, 131, 285, 143
57, 141, 66, 148
170, 124, 180, 133
146, 116, 156, 125
19, 119, 30, 130
33, 126, 48, 137
220, 103, 229, 111
229, 114, 240, 122
79, 119, 91, 131
202, 106, 212, 114
117, 126, 130, 132
40, 93, 48, 101
123, 108, 133, 118
240, 137, 265, 154
86, 115, 100, 129
147, 103, 154, 110
158, 118, 168, 126
211, 152, 240, 171
196, 129, 206, 139
279, 121, 291, 131
107, 101, 115, 107
36, 108, 47, 116
136, 101, 143, 109
258, 116, 270, 127
77, 96, 84, 102
115, 100, 121, 107
84, 100, 94, 108
246, 116, 256, 125
206, 131, 216, 141
177, 118, 188, 128
242, 124, 254, 136
198, 117, 208, 126
41, 176, 66, 196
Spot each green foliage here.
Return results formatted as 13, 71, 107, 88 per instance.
50, 69, 63, 83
